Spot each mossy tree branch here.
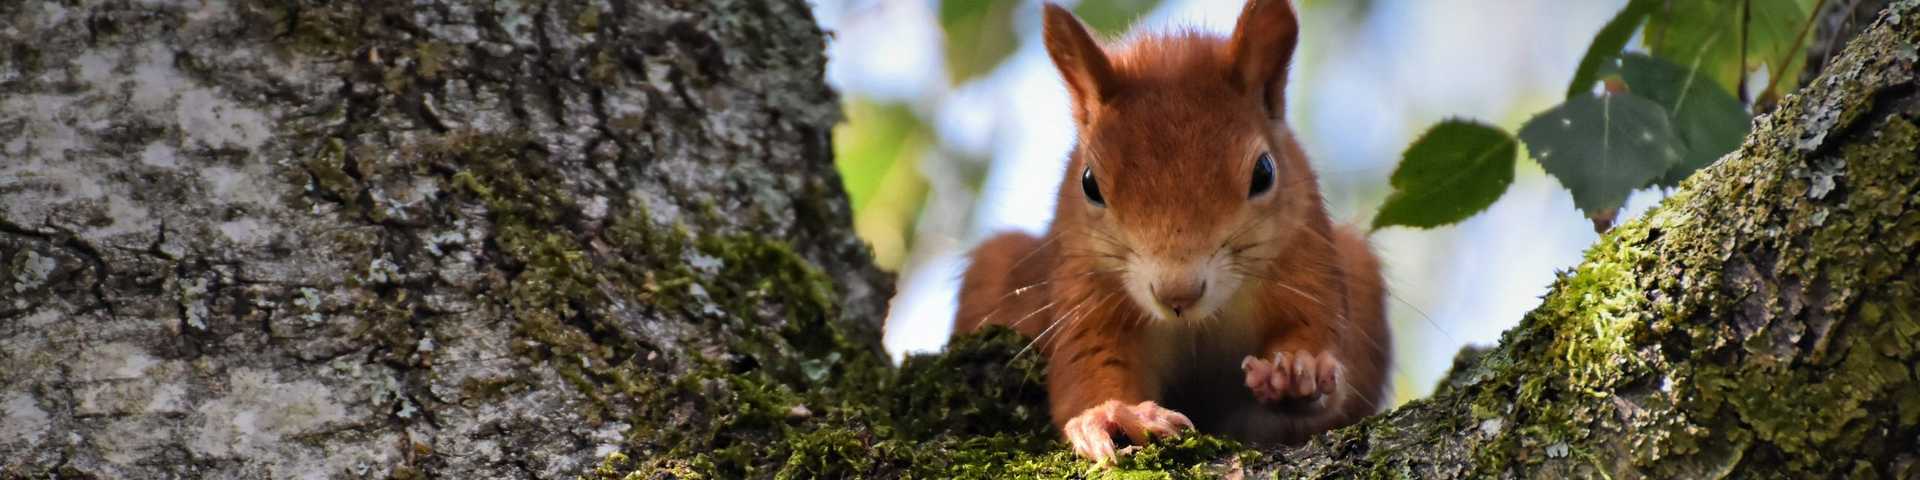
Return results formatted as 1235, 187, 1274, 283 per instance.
1255, 4, 1920, 477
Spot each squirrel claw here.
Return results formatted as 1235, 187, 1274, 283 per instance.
1063, 400, 1195, 465
1241, 350, 1340, 404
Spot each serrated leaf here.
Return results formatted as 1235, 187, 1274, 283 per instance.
1566, 0, 1658, 99
1643, 0, 1810, 97
1518, 93, 1685, 215
1372, 120, 1517, 230
1614, 53, 1752, 187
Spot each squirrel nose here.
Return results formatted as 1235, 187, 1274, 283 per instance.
1153, 279, 1206, 316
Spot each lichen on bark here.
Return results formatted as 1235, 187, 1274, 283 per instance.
2, 0, 888, 477
1248, 4, 1920, 477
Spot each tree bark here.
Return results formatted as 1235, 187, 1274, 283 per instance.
1, 1, 888, 478
2, 1, 1917, 479
1253, 4, 1920, 477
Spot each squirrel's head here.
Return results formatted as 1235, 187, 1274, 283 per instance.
1044, 0, 1322, 323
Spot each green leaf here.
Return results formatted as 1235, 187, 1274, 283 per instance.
1613, 53, 1752, 187
1371, 120, 1518, 230
940, 0, 1021, 84
1518, 93, 1685, 215
1565, 0, 1659, 99
1642, 0, 1810, 97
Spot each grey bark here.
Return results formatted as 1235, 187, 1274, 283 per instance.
0, 1, 886, 478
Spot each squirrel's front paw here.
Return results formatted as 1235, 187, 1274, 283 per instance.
1240, 350, 1340, 405
1063, 400, 1195, 465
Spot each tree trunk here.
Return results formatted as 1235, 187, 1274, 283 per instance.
2, 1, 1916, 480
0, 1, 889, 478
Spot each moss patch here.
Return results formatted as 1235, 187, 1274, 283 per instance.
364, 125, 1248, 477
586, 327, 1250, 479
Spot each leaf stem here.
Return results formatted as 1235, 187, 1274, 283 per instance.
1739, 0, 1751, 104
1765, 0, 1831, 99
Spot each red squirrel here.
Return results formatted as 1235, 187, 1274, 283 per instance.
952, 0, 1390, 464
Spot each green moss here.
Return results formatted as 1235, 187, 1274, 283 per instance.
587, 452, 711, 480
1431, 221, 1668, 475
1659, 112, 1920, 473
1534, 221, 1657, 394
259, 1, 369, 58
581, 327, 1250, 479
415, 41, 451, 80
575, 6, 603, 34
425, 131, 616, 372
695, 234, 855, 369
889, 327, 1052, 441
588, 49, 619, 86
266, 1, 374, 57
1102, 435, 1249, 479
304, 137, 359, 205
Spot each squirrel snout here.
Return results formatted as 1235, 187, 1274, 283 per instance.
1152, 279, 1207, 316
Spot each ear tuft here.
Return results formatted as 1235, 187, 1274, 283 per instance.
1226, 0, 1299, 119
1043, 3, 1119, 124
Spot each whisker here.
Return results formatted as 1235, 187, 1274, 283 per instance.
1375, 273, 1453, 345
1063, 291, 1120, 342
1001, 233, 1061, 277
1013, 315, 1070, 363
1015, 291, 1110, 361
973, 268, 1120, 324
1387, 288, 1451, 344
1006, 300, 1060, 329
1268, 281, 1327, 309
1335, 372, 1382, 413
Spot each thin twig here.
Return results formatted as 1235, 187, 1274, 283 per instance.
1739, 0, 1752, 103
1764, 0, 1832, 98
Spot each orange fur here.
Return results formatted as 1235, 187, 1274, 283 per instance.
951, 0, 1391, 457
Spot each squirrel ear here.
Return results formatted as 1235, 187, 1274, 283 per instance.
1226, 0, 1299, 119
1043, 4, 1118, 124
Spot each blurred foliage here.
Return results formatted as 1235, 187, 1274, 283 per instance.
940, 0, 1163, 83
1072, 0, 1162, 33
837, 0, 1163, 270
835, 100, 931, 270
1375, 0, 1820, 231
940, 0, 1021, 83
1643, 0, 1817, 101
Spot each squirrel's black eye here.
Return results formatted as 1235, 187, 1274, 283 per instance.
1249, 152, 1275, 198
1082, 166, 1105, 207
